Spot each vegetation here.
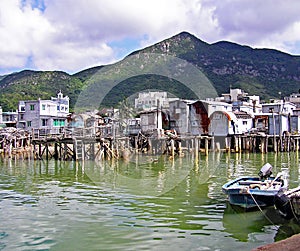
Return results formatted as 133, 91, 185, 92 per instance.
1, 31, 300, 111
0, 71, 85, 111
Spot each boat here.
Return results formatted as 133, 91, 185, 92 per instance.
222, 163, 288, 209
274, 186, 300, 220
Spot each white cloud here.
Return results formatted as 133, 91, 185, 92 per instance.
205, 0, 300, 53
0, 0, 44, 68
0, 0, 117, 73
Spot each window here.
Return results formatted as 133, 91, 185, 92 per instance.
243, 121, 247, 125
42, 119, 48, 126
20, 114, 24, 120
53, 119, 59, 126
53, 119, 65, 127
30, 105, 35, 111
42, 104, 46, 110
57, 105, 60, 111
27, 121, 31, 127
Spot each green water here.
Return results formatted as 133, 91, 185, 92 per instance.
0, 152, 300, 251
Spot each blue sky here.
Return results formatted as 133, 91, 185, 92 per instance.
1, 0, 300, 75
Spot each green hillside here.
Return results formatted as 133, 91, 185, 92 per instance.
0, 70, 84, 111
1, 31, 300, 111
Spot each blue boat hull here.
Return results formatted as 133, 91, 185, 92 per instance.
227, 192, 277, 209
222, 177, 287, 209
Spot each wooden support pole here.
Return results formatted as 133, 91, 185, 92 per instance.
64, 143, 68, 160
260, 137, 265, 153
59, 142, 62, 160
287, 135, 290, 152
225, 137, 231, 152
244, 137, 249, 151
234, 136, 238, 152
54, 142, 58, 160
171, 139, 175, 157
238, 136, 242, 152
264, 137, 267, 153
46, 143, 49, 160
33, 143, 36, 159
81, 142, 85, 160
148, 138, 152, 155
291, 137, 295, 152
135, 136, 138, 153
211, 136, 215, 152
8, 140, 12, 158
215, 142, 220, 152
194, 137, 199, 158
178, 140, 182, 157
39, 143, 42, 159
273, 137, 277, 153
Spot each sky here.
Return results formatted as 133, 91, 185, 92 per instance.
1, 0, 300, 75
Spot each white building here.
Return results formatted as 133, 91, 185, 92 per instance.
135, 91, 178, 110
209, 111, 237, 136
2, 111, 18, 127
217, 88, 262, 114
189, 100, 233, 135
291, 115, 300, 134
219, 88, 248, 103
168, 99, 233, 135
262, 100, 296, 115
17, 91, 70, 134
285, 91, 300, 108
139, 109, 169, 137
268, 114, 290, 136
208, 110, 253, 136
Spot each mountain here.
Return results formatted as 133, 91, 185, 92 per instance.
1, 31, 300, 111
132, 31, 300, 99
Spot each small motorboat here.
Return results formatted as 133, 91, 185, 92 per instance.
222, 163, 288, 209
274, 186, 300, 220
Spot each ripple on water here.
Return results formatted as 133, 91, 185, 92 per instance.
22, 235, 56, 250
1, 155, 300, 250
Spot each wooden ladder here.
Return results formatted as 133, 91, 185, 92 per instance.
75, 139, 84, 160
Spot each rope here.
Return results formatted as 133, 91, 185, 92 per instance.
248, 190, 279, 230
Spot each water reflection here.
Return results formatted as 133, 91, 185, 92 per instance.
0, 152, 299, 250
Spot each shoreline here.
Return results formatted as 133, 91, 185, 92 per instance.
253, 233, 300, 251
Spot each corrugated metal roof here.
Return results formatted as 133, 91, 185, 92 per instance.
233, 111, 253, 119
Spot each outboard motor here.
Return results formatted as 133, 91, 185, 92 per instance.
258, 163, 273, 180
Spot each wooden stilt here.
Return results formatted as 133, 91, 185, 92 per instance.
211, 136, 215, 152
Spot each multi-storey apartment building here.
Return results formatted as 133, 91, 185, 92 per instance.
17, 91, 69, 134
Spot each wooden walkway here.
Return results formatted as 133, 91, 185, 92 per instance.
1, 127, 300, 161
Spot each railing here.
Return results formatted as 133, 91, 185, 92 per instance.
32, 127, 76, 139
31, 125, 117, 140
